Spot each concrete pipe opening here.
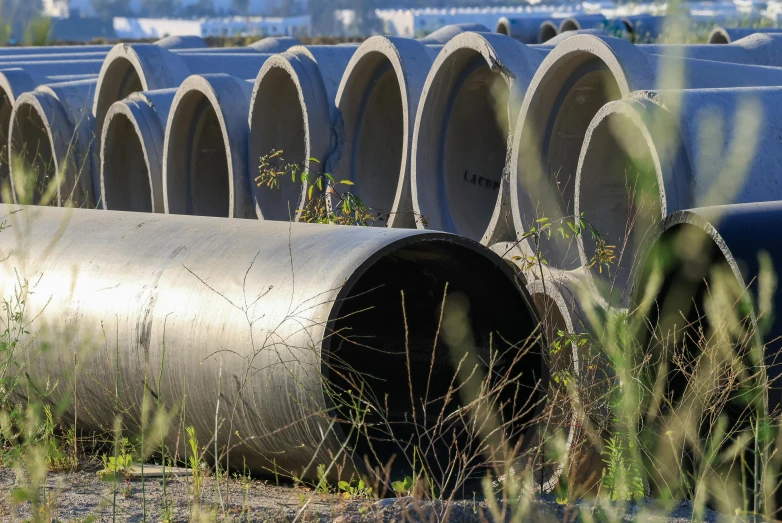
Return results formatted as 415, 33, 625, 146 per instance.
101, 111, 152, 212
165, 89, 230, 217
94, 56, 144, 141
326, 239, 544, 474
0, 89, 13, 196
632, 220, 759, 498
539, 21, 558, 43
249, 64, 306, 221
708, 27, 731, 44
497, 18, 511, 36
415, 48, 510, 241
338, 51, 405, 223
576, 106, 661, 303
9, 99, 56, 205
513, 42, 623, 270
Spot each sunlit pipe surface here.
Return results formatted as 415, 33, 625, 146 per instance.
0, 204, 544, 481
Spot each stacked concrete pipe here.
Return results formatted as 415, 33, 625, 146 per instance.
249, 24, 487, 226
92, 40, 298, 145
498, 34, 782, 281
100, 88, 177, 212
575, 86, 782, 308
0, 204, 546, 482
8, 78, 97, 207
496, 16, 562, 44
411, 32, 548, 242
630, 202, 782, 504
707, 26, 782, 44
539, 21, 560, 43
248, 44, 358, 221
163, 74, 256, 218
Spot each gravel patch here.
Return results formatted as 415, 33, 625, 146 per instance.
0, 468, 730, 522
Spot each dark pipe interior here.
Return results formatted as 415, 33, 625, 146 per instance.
103, 112, 152, 212
636, 223, 758, 500
327, 240, 543, 478
96, 57, 144, 137
11, 103, 55, 205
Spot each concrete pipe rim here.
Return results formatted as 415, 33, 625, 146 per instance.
249, 54, 312, 222
526, 278, 580, 488
163, 75, 245, 218
321, 231, 548, 477
0, 71, 33, 199
508, 35, 652, 273
412, 32, 515, 242
335, 35, 419, 229
9, 92, 65, 206
574, 98, 667, 311
100, 100, 158, 213
497, 17, 512, 36
708, 26, 731, 44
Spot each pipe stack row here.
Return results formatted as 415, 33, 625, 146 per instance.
4, 27, 782, 493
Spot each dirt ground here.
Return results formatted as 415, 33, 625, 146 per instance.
0, 467, 730, 522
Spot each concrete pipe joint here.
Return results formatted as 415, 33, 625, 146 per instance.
575, 86, 782, 309
411, 32, 548, 243
163, 74, 256, 219
249, 44, 359, 222
504, 34, 782, 277
8, 78, 97, 208
100, 89, 178, 213
92, 44, 278, 146
0, 204, 546, 483
630, 202, 782, 505
707, 27, 782, 44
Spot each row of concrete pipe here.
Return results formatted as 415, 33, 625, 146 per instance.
3, 26, 782, 491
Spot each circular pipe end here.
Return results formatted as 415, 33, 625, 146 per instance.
164, 74, 253, 218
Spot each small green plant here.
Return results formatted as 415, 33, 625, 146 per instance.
315, 463, 330, 494
186, 426, 204, 502
98, 437, 134, 480
391, 475, 413, 496
338, 477, 373, 499
601, 434, 645, 501
256, 149, 375, 225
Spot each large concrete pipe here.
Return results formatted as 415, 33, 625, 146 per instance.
638, 33, 782, 66
330, 36, 438, 229
0, 204, 545, 482
154, 35, 208, 49
502, 34, 782, 277
416, 23, 491, 45
163, 74, 255, 218
92, 44, 285, 144
496, 16, 561, 44
8, 78, 97, 207
708, 26, 782, 44
558, 14, 607, 33
100, 89, 177, 213
575, 86, 782, 308
411, 32, 548, 242
622, 14, 667, 42
249, 45, 358, 221
630, 202, 782, 505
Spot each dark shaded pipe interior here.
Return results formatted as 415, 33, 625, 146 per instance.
327, 240, 543, 476
102, 112, 152, 212
10, 103, 55, 205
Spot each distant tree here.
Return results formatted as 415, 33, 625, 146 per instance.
307, 0, 333, 34
90, 0, 131, 20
